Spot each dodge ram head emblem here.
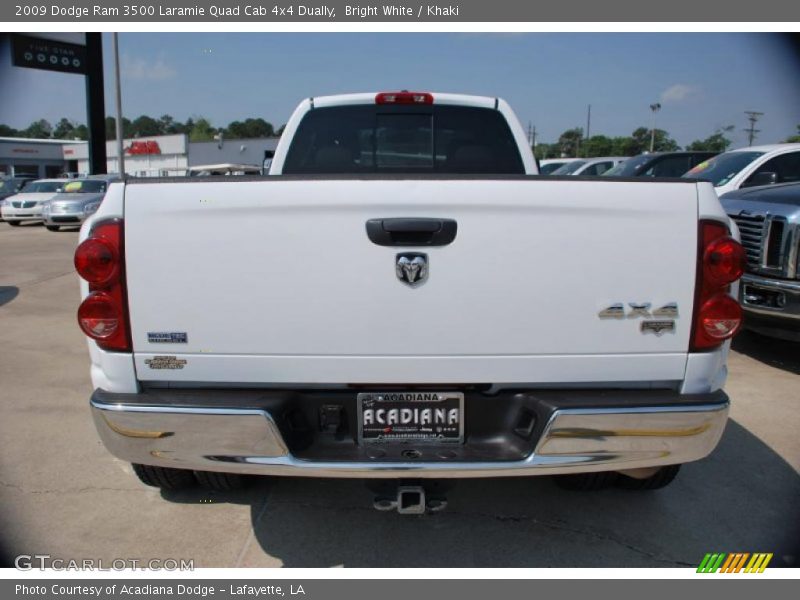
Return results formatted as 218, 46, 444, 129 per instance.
396, 253, 428, 287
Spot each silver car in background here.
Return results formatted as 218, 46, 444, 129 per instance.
42, 175, 120, 231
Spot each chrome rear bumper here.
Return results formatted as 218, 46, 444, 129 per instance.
91, 390, 729, 478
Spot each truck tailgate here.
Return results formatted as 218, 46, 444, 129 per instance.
124, 178, 699, 385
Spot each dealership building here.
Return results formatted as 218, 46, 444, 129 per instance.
0, 137, 83, 179
1, 134, 279, 178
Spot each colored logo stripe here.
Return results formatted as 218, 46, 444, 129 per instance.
697, 553, 726, 573
697, 552, 772, 573
721, 553, 750, 573
745, 553, 773, 573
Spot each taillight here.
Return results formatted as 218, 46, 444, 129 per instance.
78, 292, 121, 339
74, 237, 118, 284
691, 220, 744, 351
703, 236, 745, 286
375, 91, 434, 105
75, 219, 130, 352
698, 294, 743, 341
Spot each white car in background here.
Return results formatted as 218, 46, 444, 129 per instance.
683, 143, 800, 196
0, 179, 68, 226
551, 156, 628, 176
538, 158, 581, 175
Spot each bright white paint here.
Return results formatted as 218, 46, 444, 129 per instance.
121, 177, 708, 386
81, 95, 734, 396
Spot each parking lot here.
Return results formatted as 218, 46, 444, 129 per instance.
1, 222, 798, 569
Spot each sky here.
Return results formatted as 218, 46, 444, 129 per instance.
1, 33, 799, 149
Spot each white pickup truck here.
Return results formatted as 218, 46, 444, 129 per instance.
77, 92, 746, 512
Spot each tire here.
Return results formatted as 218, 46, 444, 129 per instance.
194, 470, 249, 491
7, 221, 21, 227
553, 471, 618, 491
132, 463, 196, 490
45, 225, 60, 231
615, 465, 681, 490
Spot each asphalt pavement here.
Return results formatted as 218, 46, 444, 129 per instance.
1, 223, 798, 568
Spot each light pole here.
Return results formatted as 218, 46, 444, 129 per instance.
649, 103, 661, 153
112, 33, 125, 175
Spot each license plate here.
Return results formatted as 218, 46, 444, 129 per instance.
357, 391, 464, 443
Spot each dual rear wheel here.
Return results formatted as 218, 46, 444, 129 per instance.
553, 465, 682, 491
131, 463, 249, 492
132, 463, 681, 493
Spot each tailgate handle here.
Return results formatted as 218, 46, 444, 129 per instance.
366, 218, 457, 247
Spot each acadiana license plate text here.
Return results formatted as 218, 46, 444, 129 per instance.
358, 392, 463, 442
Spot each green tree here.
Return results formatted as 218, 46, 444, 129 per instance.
24, 119, 53, 139
73, 124, 89, 141
105, 116, 133, 140
225, 118, 275, 139
176, 117, 194, 135
189, 117, 216, 142
276, 124, 286, 137
105, 116, 116, 140
130, 115, 161, 137
583, 135, 614, 157
0, 124, 19, 136
687, 126, 734, 153
224, 120, 245, 138
608, 137, 634, 156
628, 127, 679, 154
787, 125, 800, 143
533, 142, 559, 160
558, 128, 584, 158
158, 114, 180, 135
53, 118, 79, 139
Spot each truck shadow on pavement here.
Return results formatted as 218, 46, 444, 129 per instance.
0, 286, 19, 307
732, 330, 800, 375
162, 419, 800, 568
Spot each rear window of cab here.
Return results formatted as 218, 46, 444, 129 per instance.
283, 104, 525, 175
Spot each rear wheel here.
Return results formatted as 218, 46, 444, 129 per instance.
7, 221, 21, 227
553, 471, 618, 491
615, 465, 681, 490
132, 463, 195, 490
194, 470, 250, 491
45, 225, 60, 232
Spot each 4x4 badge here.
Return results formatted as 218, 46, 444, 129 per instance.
599, 302, 679, 319
396, 253, 428, 287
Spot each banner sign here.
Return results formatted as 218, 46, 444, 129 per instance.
4, 1, 800, 22
2, 579, 795, 600
10, 33, 87, 74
